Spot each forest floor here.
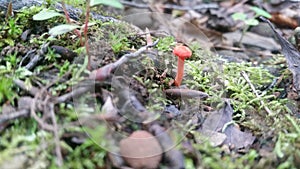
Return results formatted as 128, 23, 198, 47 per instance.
0, 0, 300, 169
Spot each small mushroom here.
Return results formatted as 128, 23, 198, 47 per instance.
120, 130, 162, 169
173, 45, 192, 86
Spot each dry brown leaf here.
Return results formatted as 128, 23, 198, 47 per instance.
270, 13, 298, 29
200, 101, 255, 149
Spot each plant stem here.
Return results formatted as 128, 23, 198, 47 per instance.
174, 58, 185, 86
61, 0, 83, 45
238, 25, 249, 46
84, 0, 91, 70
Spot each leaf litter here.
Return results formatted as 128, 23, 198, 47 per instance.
200, 100, 255, 149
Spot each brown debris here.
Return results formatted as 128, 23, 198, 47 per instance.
120, 130, 163, 169
201, 101, 255, 149
270, 13, 298, 29
164, 88, 209, 99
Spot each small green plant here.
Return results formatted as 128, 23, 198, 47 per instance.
62, 137, 106, 169
4, 52, 19, 68
45, 47, 59, 62
156, 36, 176, 52
33, 0, 123, 37
7, 18, 22, 39
109, 32, 130, 53
0, 18, 23, 46
231, 6, 272, 45
0, 77, 17, 104
32, 0, 123, 70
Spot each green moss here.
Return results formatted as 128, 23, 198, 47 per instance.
156, 36, 176, 52
183, 46, 300, 168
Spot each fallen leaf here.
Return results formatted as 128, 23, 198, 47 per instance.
261, 17, 300, 94
196, 129, 227, 147
201, 101, 255, 149
270, 13, 298, 29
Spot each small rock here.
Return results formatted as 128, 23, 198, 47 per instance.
120, 130, 162, 169
51, 45, 77, 61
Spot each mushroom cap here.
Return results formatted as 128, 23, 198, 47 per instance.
173, 45, 192, 60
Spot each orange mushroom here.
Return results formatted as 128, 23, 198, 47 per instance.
173, 45, 192, 86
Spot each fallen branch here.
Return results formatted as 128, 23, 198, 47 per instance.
0, 109, 29, 124
90, 39, 159, 81
120, 0, 218, 11
261, 16, 300, 95
31, 91, 55, 131
49, 102, 63, 166
13, 79, 40, 96
24, 42, 49, 70
55, 85, 93, 103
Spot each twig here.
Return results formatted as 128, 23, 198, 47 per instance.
61, 0, 83, 45
90, 39, 159, 81
240, 71, 273, 115
115, 39, 159, 67
0, 109, 29, 124
30, 71, 70, 130
120, 0, 148, 8
163, 3, 218, 11
31, 91, 55, 131
84, 0, 91, 70
55, 85, 92, 103
60, 1, 71, 23
120, 0, 218, 11
30, 75, 69, 166
13, 79, 40, 96
49, 103, 63, 166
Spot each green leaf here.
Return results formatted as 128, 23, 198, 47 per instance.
250, 6, 272, 18
33, 10, 63, 21
4, 38, 14, 46
232, 12, 247, 21
49, 24, 80, 36
245, 18, 259, 26
90, 0, 123, 9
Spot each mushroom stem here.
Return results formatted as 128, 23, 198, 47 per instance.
174, 58, 185, 86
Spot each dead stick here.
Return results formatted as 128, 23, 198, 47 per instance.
49, 103, 63, 166
55, 86, 92, 103
0, 109, 29, 124
240, 71, 273, 115
90, 39, 159, 80
13, 79, 40, 96
120, 0, 218, 10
